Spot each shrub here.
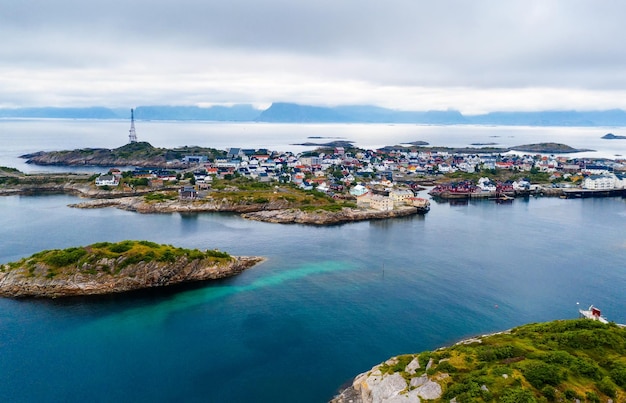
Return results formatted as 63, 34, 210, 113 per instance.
585, 391, 600, 403
521, 361, 563, 389
564, 389, 580, 400
597, 377, 617, 398
42, 248, 88, 268
158, 250, 176, 263
610, 364, 626, 388
499, 388, 537, 403
541, 385, 556, 401
418, 352, 431, 368
435, 360, 457, 374
205, 249, 231, 259
108, 241, 134, 254
570, 357, 601, 380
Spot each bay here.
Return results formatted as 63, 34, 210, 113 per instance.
1, 120, 626, 402
0, 194, 625, 402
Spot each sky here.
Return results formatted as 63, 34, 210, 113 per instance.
2, 0, 626, 114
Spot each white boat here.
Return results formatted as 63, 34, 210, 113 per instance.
578, 305, 609, 324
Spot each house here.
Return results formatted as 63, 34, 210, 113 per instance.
582, 174, 615, 190
389, 189, 414, 205
369, 194, 394, 211
95, 174, 119, 187
356, 192, 373, 208
350, 184, 368, 197
183, 155, 208, 164
179, 186, 198, 199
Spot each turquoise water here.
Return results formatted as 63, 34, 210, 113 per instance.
1, 194, 625, 402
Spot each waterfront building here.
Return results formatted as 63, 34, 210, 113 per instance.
582, 174, 616, 190
95, 174, 119, 187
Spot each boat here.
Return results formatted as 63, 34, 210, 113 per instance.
578, 304, 609, 324
490, 194, 514, 203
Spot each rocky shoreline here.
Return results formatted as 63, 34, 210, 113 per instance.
68, 196, 424, 224
241, 206, 422, 225
0, 254, 264, 298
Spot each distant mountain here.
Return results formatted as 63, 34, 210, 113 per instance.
257, 102, 468, 124
256, 103, 349, 122
0, 107, 121, 119
2, 103, 626, 126
466, 109, 626, 126
333, 105, 468, 124
134, 105, 261, 121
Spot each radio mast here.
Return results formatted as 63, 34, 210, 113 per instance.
128, 108, 138, 143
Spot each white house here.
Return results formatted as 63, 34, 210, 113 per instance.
350, 184, 368, 196
582, 174, 615, 190
95, 174, 119, 187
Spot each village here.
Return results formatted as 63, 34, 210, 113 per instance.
91, 142, 626, 212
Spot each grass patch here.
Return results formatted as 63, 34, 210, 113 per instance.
5, 241, 233, 277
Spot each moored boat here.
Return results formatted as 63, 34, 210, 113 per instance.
578, 304, 609, 324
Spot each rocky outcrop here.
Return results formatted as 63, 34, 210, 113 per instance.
331, 356, 443, 403
70, 197, 422, 224
0, 255, 263, 298
241, 206, 421, 225
69, 196, 292, 213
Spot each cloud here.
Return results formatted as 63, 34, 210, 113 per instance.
2, 0, 626, 112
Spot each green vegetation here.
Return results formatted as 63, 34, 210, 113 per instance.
377, 319, 626, 402
4, 240, 232, 278
144, 192, 177, 202
442, 167, 553, 184
203, 177, 359, 211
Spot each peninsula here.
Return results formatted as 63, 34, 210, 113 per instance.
332, 319, 626, 403
0, 240, 264, 298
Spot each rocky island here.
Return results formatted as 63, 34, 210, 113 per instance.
0, 240, 264, 298
602, 133, 626, 140
332, 319, 626, 403
509, 142, 594, 153
20, 142, 225, 169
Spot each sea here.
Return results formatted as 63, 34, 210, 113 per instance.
0, 119, 625, 402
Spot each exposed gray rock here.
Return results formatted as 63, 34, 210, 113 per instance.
405, 357, 420, 375
409, 375, 428, 388
414, 379, 442, 400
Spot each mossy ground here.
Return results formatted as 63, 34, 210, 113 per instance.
381, 319, 626, 402
2, 240, 232, 278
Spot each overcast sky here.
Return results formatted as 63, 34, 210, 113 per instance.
2, 0, 625, 113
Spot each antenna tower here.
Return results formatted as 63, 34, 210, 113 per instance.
128, 108, 138, 143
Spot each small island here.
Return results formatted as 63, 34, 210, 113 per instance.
602, 133, 626, 140
332, 319, 626, 403
509, 142, 593, 153
0, 240, 264, 298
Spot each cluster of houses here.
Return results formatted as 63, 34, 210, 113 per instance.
93, 146, 626, 204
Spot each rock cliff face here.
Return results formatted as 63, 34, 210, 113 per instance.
0, 255, 263, 298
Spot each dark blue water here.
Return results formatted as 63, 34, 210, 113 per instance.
1, 194, 625, 402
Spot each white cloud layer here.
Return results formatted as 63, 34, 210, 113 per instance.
2, 0, 626, 112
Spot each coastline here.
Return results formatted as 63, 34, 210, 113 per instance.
68, 196, 425, 224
